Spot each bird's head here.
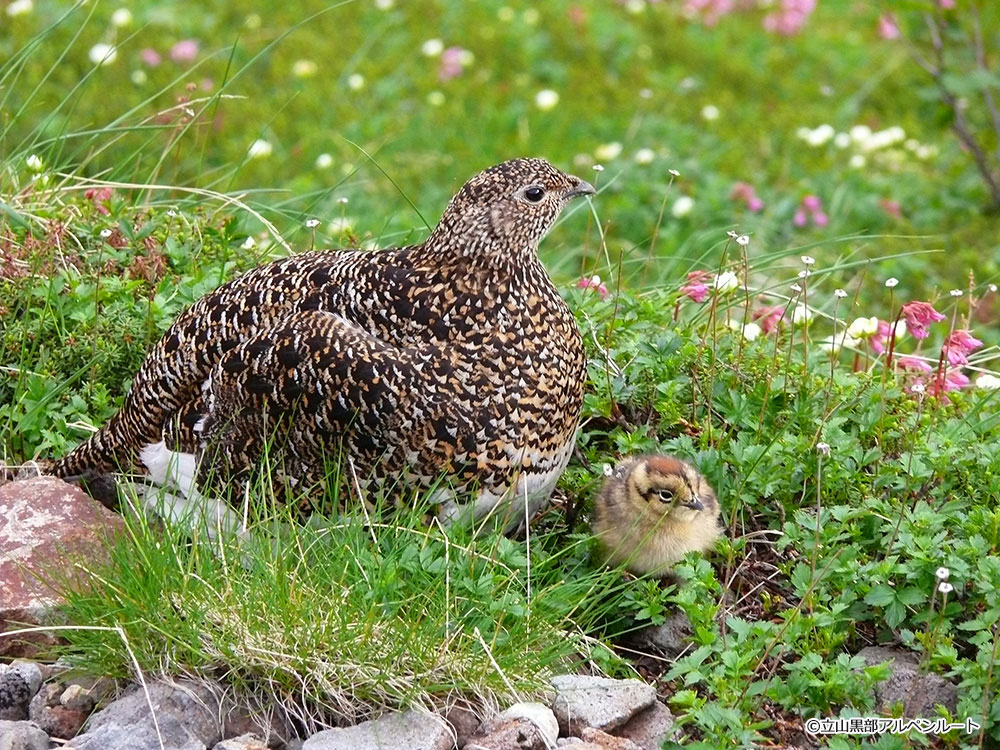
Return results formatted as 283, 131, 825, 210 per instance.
429, 157, 595, 261
625, 455, 716, 524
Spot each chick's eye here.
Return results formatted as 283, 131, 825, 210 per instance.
656, 489, 674, 503
524, 186, 545, 202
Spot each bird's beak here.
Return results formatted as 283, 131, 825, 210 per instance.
565, 178, 596, 199
684, 498, 704, 512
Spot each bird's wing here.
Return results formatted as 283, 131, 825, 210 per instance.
193, 309, 477, 500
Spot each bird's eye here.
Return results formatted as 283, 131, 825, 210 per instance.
656, 489, 674, 503
524, 186, 545, 202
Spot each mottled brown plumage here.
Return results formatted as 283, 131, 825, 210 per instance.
52, 158, 594, 528
593, 455, 722, 575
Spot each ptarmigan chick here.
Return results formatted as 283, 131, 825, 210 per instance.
51, 158, 594, 531
593, 455, 721, 575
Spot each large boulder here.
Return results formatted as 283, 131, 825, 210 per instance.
549, 676, 656, 737
0, 477, 124, 657
302, 710, 453, 750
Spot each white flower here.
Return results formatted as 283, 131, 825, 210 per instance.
801, 255, 816, 266
849, 154, 867, 169
792, 303, 813, 324
633, 148, 655, 165
110, 8, 132, 27
458, 49, 475, 66
950, 289, 963, 297
806, 124, 834, 147
736, 235, 749, 247
990, 284, 999, 293
328, 217, 354, 233
790, 283, 802, 293
88, 43, 118, 66
834, 288, 848, 298
427, 91, 445, 107
668, 168, 680, 177
347, 74, 365, 91
671, 195, 694, 218
375, 0, 394, 8
595, 142, 623, 162
421, 38, 444, 57
639, 88, 653, 99
846, 316, 879, 339
337, 197, 349, 204
701, 104, 720, 121
293, 59, 318, 78
936, 567, 950, 581
975, 374, 1000, 390
25, 154, 43, 172
534, 89, 559, 111
938, 581, 954, 595
305, 219, 320, 229
713, 271, 739, 293
241, 236, 256, 250
911, 382, 926, 394
99, 228, 113, 238
5, 0, 33, 17
849, 124, 872, 143
798, 270, 810, 279
834, 132, 851, 149
624, 0, 646, 13
820, 332, 859, 352
816, 442, 831, 456
315, 153, 334, 169
727, 231, 738, 238
591, 164, 604, 172
131, 70, 147, 85
247, 139, 273, 159
740, 322, 761, 341
884, 278, 899, 288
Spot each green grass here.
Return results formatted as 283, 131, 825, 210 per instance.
3, 1, 1000, 748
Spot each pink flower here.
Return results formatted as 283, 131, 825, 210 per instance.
683, 0, 735, 26
812, 211, 829, 227
752, 305, 785, 334
879, 198, 902, 220
140, 48, 161, 67
942, 329, 983, 366
872, 319, 905, 355
898, 356, 933, 373
84, 187, 114, 215
794, 194, 827, 228
900, 301, 946, 340
793, 209, 808, 227
929, 368, 971, 396
878, 14, 901, 40
169, 39, 199, 64
801, 195, 822, 212
730, 182, 764, 213
577, 275, 608, 299
438, 46, 468, 82
763, 0, 816, 36
680, 270, 712, 303
939, 0, 955, 8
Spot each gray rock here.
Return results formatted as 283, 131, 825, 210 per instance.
465, 718, 547, 750
0, 662, 42, 721
0, 720, 49, 750
442, 704, 481, 749
60, 685, 95, 714
550, 675, 656, 736
858, 646, 958, 717
578, 728, 642, 749
630, 612, 693, 657
496, 703, 557, 746
214, 734, 270, 750
302, 710, 452, 750
0, 477, 124, 657
30, 682, 89, 739
71, 680, 222, 750
612, 701, 675, 750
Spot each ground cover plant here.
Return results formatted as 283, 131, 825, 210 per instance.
2, 1, 999, 748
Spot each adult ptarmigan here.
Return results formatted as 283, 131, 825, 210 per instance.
52, 158, 594, 530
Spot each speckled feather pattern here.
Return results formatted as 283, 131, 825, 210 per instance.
53, 158, 591, 522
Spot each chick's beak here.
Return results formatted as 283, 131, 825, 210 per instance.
565, 177, 596, 199
684, 498, 704, 512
